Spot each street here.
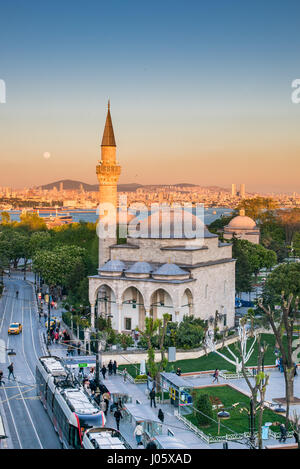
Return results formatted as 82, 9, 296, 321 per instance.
0, 275, 61, 449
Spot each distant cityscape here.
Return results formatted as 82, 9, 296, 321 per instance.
0, 180, 299, 211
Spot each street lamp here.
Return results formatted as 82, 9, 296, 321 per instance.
45, 292, 51, 345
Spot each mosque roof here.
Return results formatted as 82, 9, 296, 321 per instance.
101, 100, 116, 147
125, 261, 153, 274
152, 263, 189, 276
98, 259, 125, 272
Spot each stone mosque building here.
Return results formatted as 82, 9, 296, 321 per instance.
88, 103, 236, 333
223, 209, 260, 244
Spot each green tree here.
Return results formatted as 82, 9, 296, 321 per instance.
194, 394, 213, 427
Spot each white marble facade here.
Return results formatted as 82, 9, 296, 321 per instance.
88, 212, 236, 333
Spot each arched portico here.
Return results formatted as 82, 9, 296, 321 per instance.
150, 288, 174, 322
121, 286, 146, 332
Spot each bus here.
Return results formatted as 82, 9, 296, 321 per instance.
36, 356, 105, 448
82, 427, 132, 449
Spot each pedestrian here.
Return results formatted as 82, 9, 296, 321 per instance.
114, 408, 122, 431
145, 438, 157, 449
101, 365, 107, 380
176, 367, 182, 376
100, 399, 106, 414
54, 331, 59, 343
212, 368, 219, 383
113, 360, 117, 376
7, 363, 15, 380
149, 387, 156, 408
293, 430, 299, 445
108, 360, 113, 376
0, 370, 3, 386
158, 408, 164, 423
123, 368, 128, 383
279, 357, 284, 373
134, 422, 144, 446
77, 341, 81, 356
275, 357, 280, 369
294, 363, 298, 377
279, 423, 287, 443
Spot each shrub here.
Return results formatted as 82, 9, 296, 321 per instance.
135, 374, 148, 381
194, 393, 213, 427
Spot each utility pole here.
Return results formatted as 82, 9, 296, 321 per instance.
45, 292, 51, 346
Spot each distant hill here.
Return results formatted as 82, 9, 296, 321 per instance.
38, 179, 143, 192
38, 179, 227, 193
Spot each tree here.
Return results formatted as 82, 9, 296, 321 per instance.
236, 197, 278, 222
18, 212, 47, 231
194, 394, 213, 427
276, 208, 300, 246
205, 323, 257, 373
261, 263, 300, 309
258, 293, 299, 427
137, 314, 170, 390
1, 211, 11, 224
239, 336, 270, 449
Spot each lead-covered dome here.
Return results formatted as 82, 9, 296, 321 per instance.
152, 263, 190, 280
98, 259, 125, 276
128, 207, 210, 239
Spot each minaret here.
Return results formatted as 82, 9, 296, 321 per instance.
96, 101, 121, 268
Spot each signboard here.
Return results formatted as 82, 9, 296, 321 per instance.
78, 363, 88, 368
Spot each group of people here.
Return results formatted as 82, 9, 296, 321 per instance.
275, 356, 298, 377
100, 360, 118, 379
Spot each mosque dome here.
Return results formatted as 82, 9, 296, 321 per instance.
125, 261, 152, 279
226, 210, 257, 231
128, 207, 212, 239
152, 263, 190, 280
98, 259, 125, 276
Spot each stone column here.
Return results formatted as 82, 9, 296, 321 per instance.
116, 301, 122, 333
90, 303, 95, 329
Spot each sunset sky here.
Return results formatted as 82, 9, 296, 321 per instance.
0, 0, 300, 193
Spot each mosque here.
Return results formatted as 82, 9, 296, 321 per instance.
223, 209, 260, 244
88, 103, 236, 333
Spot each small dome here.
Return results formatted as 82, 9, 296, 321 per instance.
125, 261, 152, 274
152, 263, 189, 277
226, 215, 256, 230
99, 259, 125, 274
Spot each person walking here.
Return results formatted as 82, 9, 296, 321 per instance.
108, 360, 113, 376
176, 367, 182, 376
294, 363, 298, 377
16, 290, 19, 299
279, 423, 287, 443
101, 365, 107, 380
149, 387, 156, 408
134, 422, 144, 446
113, 360, 117, 376
114, 408, 122, 431
7, 363, 15, 380
123, 368, 128, 383
212, 368, 219, 383
158, 408, 164, 424
146, 438, 157, 449
0, 369, 4, 386
54, 331, 59, 344
77, 341, 81, 355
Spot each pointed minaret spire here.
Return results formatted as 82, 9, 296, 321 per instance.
101, 99, 116, 147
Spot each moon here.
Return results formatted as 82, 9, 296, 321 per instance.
43, 152, 51, 159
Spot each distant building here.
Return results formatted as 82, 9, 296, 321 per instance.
231, 183, 236, 197
240, 183, 245, 199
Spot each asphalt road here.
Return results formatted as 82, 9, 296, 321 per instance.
0, 276, 61, 449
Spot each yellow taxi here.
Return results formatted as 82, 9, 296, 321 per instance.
8, 323, 23, 335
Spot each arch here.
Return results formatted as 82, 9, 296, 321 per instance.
95, 284, 117, 323
150, 288, 174, 322
181, 288, 193, 319
121, 285, 146, 331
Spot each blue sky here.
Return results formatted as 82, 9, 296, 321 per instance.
0, 0, 300, 192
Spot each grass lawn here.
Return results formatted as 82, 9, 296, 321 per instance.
118, 333, 300, 377
185, 385, 289, 437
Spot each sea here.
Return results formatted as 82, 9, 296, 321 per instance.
1, 207, 233, 226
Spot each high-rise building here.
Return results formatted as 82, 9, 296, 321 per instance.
240, 183, 245, 198
231, 183, 236, 197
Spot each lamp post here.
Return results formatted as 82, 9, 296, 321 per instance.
249, 398, 256, 449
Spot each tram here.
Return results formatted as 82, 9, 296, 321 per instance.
36, 356, 105, 449
82, 427, 132, 449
